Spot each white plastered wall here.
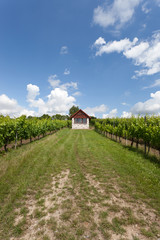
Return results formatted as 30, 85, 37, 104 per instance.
72, 118, 89, 129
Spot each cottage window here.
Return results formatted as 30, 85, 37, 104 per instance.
83, 118, 87, 124
74, 118, 87, 124
78, 118, 82, 123
74, 118, 78, 123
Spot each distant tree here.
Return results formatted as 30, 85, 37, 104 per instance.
55, 114, 63, 120
69, 105, 79, 116
52, 114, 69, 120
90, 116, 97, 119
61, 115, 69, 120
27, 116, 33, 119
39, 114, 51, 120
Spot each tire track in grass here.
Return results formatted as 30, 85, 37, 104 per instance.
11, 131, 86, 240
9, 129, 82, 240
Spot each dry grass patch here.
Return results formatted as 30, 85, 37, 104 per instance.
84, 173, 160, 240
12, 170, 71, 240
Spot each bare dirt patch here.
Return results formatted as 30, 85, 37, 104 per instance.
12, 170, 71, 240
11, 170, 160, 240
85, 173, 160, 240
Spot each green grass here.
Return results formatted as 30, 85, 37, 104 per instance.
0, 128, 160, 239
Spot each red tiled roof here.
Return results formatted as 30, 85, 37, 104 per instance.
70, 109, 91, 119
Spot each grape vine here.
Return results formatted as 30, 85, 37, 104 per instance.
0, 115, 70, 151
92, 116, 160, 154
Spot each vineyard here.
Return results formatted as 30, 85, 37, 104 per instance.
0, 129, 160, 240
0, 115, 70, 151
92, 116, 160, 155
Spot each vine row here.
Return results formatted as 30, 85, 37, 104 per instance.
0, 115, 71, 151
92, 116, 160, 154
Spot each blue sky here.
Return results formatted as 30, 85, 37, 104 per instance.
0, 0, 160, 118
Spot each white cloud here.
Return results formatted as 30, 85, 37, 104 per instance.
72, 91, 81, 96
61, 82, 78, 90
48, 75, 61, 88
18, 109, 35, 117
143, 79, 160, 89
47, 88, 75, 114
103, 108, 118, 118
121, 111, 132, 118
131, 91, 160, 115
125, 32, 160, 76
48, 75, 78, 91
123, 42, 149, 59
84, 104, 108, 116
27, 84, 40, 101
94, 31, 160, 76
0, 94, 18, 112
60, 46, 68, 55
141, 3, 151, 14
94, 37, 106, 46
142, 24, 147, 29
94, 37, 138, 56
0, 94, 34, 117
64, 68, 70, 75
121, 102, 128, 106
93, 0, 141, 29
1, 77, 78, 117
29, 98, 46, 114
26, 84, 46, 115
155, 0, 160, 7
26, 81, 77, 116
124, 91, 131, 97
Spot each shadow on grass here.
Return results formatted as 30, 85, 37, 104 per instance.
97, 131, 160, 168
122, 144, 160, 167
0, 131, 57, 155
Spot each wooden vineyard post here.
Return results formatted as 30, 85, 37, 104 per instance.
15, 131, 17, 149
125, 132, 128, 146
113, 121, 115, 141
144, 116, 147, 155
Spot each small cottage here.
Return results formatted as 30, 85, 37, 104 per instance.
70, 109, 91, 129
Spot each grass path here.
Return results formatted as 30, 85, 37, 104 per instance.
0, 129, 160, 240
